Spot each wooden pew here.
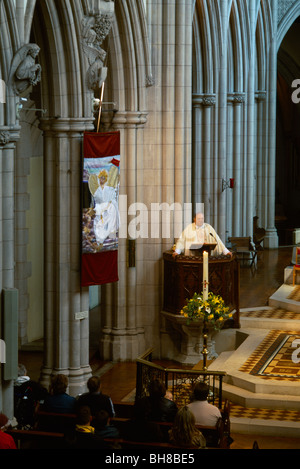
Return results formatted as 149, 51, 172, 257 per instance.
7, 429, 65, 449
30, 400, 231, 449
113, 401, 134, 418
7, 419, 229, 450
103, 438, 206, 450
34, 410, 76, 432
110, 417, 229, 449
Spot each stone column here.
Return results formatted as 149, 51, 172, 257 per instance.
228, 93, 245, 236
255, 90, 267, 228
39, 118, 94, 396
99, 111, 148, 362
0, 127, 20, 418
244, 3, 257, 237
216, 0, 229, 239
192, 94, 216, 220
15, 123, 32, 345
192, 95, 203, 209
264, 0, 278, 249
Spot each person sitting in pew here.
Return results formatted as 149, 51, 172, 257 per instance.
168, 406, 206, 449
187, 382, 221, 427
14, 364, 48, 429
93, 409, 119, 439
121, 397, 164, 443
65, 406, 113, 449
41, 374, 76, 414
141, 378, 178, 423
76, 376, 115, 418
0, 414, 17, 449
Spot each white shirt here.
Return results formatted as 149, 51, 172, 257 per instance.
175, 223, 229, 257
187, 400, 222, 427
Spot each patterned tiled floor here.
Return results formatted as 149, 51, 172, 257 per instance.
229, 403, 300, 421
288, 286, 300, 302
239, 329, 300, 381
241, 308, 300, 320
232, 307, 300, 420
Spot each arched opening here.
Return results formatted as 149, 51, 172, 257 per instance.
276, 16, 300, 245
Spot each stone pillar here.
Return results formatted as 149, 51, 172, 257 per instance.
217, 0, 229, 240
228, 93, 245, 236
0, 127, 20, 419
15, 124, 32, 345
39, 118, 94, 396
99, 111, 148, 362
192, 94, 216, 220
255, 90, 267, 228
264, 0, 278, 249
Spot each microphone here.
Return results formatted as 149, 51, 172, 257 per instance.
209, 232, 217, 242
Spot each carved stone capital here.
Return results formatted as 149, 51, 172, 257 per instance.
0, 126, 21, 146
192, 94, 216, 107
227, 92, 245, 105
255, 90, 267, 102
0, 131, 10, 146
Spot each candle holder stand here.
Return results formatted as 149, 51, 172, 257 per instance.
202, 322, 209, 371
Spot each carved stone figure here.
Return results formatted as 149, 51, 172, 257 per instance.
9, 44, 42, 95
82, 2, 115, 91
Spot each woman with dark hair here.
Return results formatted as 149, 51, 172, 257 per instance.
146, 379, 178, 422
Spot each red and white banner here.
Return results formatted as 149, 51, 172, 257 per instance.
81, 131, 120, 286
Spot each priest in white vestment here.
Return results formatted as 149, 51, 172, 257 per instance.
173, 213, 231, 257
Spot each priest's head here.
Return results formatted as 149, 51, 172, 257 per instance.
194, 212, 204, 227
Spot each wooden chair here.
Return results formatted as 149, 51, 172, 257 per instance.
293, 247, 300, 286
253, 216, 265, 250
228, 236, 257, 268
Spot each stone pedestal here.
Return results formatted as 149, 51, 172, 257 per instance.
161, 311, 219, 365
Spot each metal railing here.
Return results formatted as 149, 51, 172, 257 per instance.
136, 349, 226, 409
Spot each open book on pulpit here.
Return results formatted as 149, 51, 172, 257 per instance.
189, 243, 217, 256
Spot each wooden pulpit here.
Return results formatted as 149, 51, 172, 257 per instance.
163, 251, 240, 328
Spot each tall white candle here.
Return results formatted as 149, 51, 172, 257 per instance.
203, 251, 208, 300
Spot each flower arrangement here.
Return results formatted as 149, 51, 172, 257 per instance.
180, 292, 232, 328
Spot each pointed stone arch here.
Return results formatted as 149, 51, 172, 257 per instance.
32, 0, 93, 118
276, 3, 300, 243
277, 1, 300, 49
103, 0, 152, 117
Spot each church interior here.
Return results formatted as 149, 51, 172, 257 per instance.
1, 0, 300, 451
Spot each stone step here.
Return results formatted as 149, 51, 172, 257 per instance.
230, 416, 300, 438
240, 314, 300, 331
268, 284, 300, 314
216, 285, 300, 438
240, 304, 300, 330
222, 381, 300, 410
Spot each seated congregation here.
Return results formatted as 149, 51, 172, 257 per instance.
4, 367, 231, 450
